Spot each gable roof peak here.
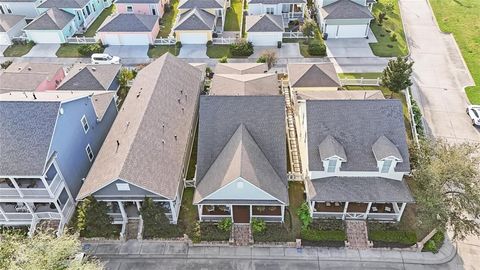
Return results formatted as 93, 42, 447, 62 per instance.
318, 135, 347, 161
372, 135, 403, 161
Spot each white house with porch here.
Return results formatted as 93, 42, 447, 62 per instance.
193, 96, 289, 224
297, 99, 414, 222
77, 54, 204, 238
247, 0, 306, 24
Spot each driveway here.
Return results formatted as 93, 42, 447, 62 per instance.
249, 43, 302, 59
399, 0, 479, 143
178, 45, 208, 59
325, 30, 377, 58
24, 44, 59, 57
104, 46, 149, 59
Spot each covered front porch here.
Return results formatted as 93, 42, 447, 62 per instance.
281, 3, 304, 22
309, 201, 407, 221
197, 204, 285, 223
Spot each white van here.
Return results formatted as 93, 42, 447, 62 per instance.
91, 53, 121, 65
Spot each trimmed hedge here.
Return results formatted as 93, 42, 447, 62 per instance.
78, 43, 104, 56
301, 229, 346, 247
253, 224, 294, 243
368, 230, 417, 245
229, 40, 254, 57
309, 219, 344, 231
307, 40, 326, 56
200, 223, 230, 242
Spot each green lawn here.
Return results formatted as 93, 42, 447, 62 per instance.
84, 5, 115, 37
177, 188, 198, 236
224, 0, 243, 31
206, 44, 231, 58
56, 44, 103, 57
148, 45, 180, 58
158, 0, 179, 38
369, 0, 409, 57
288, 182, 305, 239
338, 73, 382, 79
186, 123, 198, 180
3, 43, 34, 57
429, 0, 480, 105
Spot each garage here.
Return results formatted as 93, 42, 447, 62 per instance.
324, 24, 369, 39
101, 33, 151, 45
98, 13, 159, 45
245, 14, 284, 46
320, 0, 373, 39
0, 33, 11, 45
0, 15, 27, 45
178, 32, 209, 44
25, 31, 63, 43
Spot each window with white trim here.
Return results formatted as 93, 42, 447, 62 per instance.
327, 159, 337, 173
81, 115, 89, 133
116, 183, 130, 191
266, 7, 274, 14
381, 159, 392, 173
126, 5, 133, 12
85, 144, 94, 162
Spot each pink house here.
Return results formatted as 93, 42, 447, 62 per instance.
115, 0, 168, 17
0, 62, 65, 94
97, 13, 160, 45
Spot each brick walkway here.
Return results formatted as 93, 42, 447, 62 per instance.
126, 219, 139, 240
233, 224, 252, 246
345, 220, 370, 249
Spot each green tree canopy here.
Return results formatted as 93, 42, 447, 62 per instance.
410, 139, 480, 240
301, 19, 317, 39
75, 196, 115, 238
381, 57, 414, 97
140, 197, 180, 239
0, 230, 103, 270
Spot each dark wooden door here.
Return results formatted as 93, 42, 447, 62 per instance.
232, 206, 250, 223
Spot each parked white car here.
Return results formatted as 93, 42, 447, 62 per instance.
467, 105, 480, 126
91, 53, 120, 65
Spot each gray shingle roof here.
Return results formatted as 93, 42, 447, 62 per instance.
24, 8, 75, 31
318, 135, 346, 160
0, 0, 36, 2
321, 0, 373, 20
0, 101, 59, 176
38, 0, 90, 8
372, 135, 403, 161
0, 62, 64, 92
174, 8, 215, 31
307, 177, 414, 203
246, 14, 283, 32
214, 63, 268, 74
296, 90, 385, 100
0, 15, 25, 32
209, 73, 280, 96
287, 63, 341, 88
57, 64, 121, 91
306, 100, 410, 172
98, 13, 158, 32
194, 124, 288, 204
194, 96, 288, 204
248, 0, 305, 4
178, 0, 224, 9
91, 92, 115, 120
78, 54, 203, 200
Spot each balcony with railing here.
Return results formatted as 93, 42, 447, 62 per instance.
311, 201, 404, 221
0, 202, 33, 223
0, 174, 64, 200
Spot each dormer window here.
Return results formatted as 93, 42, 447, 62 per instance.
327, 158, 337, 173
372, 135, 403, 174
381, 159, 393, 173
318, 135, 347, 173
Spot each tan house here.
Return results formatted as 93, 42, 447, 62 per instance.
287, 62, 341, 92
214, 63, 268, 75
209, 73, 280, 96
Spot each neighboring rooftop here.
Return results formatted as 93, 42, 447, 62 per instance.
24, 7, 75, 30
288, 63, 341, 88
0, 62, 64, 92
115, 0, 159, 3
245, 14, 283, 32
38, 0, 90, 8
178, 0, 224, 9
248, 0, 305, 4
215, 63, 268, 75
98, 13, 158, 32
0, 14, 25, 32
174, 8, 215, 31
77, 54, 203, 200
209, 73, 280, 96
57, 64, 121, 91
297, 90, 384, 100
307, 177, 414, 203
321, 0, 373, 20
306, 100, 410, 172
194, 96, 288, 204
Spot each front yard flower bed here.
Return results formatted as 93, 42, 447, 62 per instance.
368, 221, 417, 248
300, 219, 346, 247
190, 222, 230, 242
253, 224, 295, 243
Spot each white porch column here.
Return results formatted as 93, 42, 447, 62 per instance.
41, 177, 54, 198
249, 205, 252, 223
342, 202, 349, 220
169, 200, 177, 223
118, 201, 127, 222
309, 201, 315, 216
198, 204, 203, 221
9, 178, 23, 197
365, 202, 372, 220
0, 204, 9, 221
53, 201, 65, 220
281, 205, 285, 223
396, 203, 407, 221
229, 205, 233, 221
24, 203, 36, 219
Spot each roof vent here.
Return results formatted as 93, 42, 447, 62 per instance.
162, 140, 165, 144
33, 93, 37, 100
177, 98, 181, 104
174, 135, 177, 141
27, 67, 32, 71
137, 92, 141, 98
116, 140, 120, 152
92, 67, 96, 71
181, 107, 184, 113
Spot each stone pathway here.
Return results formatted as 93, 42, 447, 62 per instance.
345, 220, 370, 249
126, 219, 140, 240
233, 224, 252, 246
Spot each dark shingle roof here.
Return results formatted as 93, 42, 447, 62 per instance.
174, 8, 215, 31
194, 96, 288, 203
306, 100, 410, 172
98, 13, 158, 32
307, 177, 414, 203
321, 0, 373, 20
24, 8, 75, 30
38, 0, 90, 8
318, 135, 347, 160
0, 15, 25, 32
372, 135, 403, 161
246, 14, 283, 32
248, 0, 305, 4
287, 63, 341, 88
178, 0, 224, 9
0, 101, 59, 176
78, 54, 203, 200
57, 64, 121, 91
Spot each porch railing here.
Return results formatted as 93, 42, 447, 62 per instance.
154, 37, 176, 45
251, 215, 282, 222
212, 37, 237, 44
340, 78, 381, 86
107, 213, 124, 223
201, 214, 230, 222
66, 36, 98, 44
283, 32, 304, 39
0, 212, 33, 222
35, 212, 61, 219
282, 12, 303, 19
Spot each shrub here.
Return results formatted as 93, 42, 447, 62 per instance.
422, 231, 445, 253
1, 60, 12, 69
163, 4, 171, 12
256, 50, 277, 69
251, 218, 266, 233
368, 230, 417, 245
75, 196, 118, 238
206, 40, 213, 46
200, 223, 230, 241
229, 40, 253, 56
219, 56, 228, 63
411, 95, 425, 136
390, 33, 397, 42
191, 221, 201, 243
309, 219, 344, 231
175, 41, 182, 48
379, 12, 386, 24
297, 202, 312, 230
423, 240, 437, 253
217, 217, 233, 232
307, 40, 326, 56
78, 43, 103, 56
253, 224, 294, 243
141, 197, 181, 239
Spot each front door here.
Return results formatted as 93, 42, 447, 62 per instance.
232, 206, 250, 223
